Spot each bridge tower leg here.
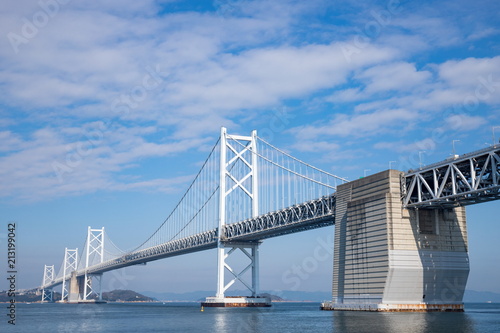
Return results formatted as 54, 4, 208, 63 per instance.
60, 248, 78, 303
81, 227, 105, 303
321, 170, 469, 312
41, 264, 54, 303
203, 127, 271, 307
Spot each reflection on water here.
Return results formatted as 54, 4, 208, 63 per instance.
333, 310, 476, 333
212, 304, 478, 333
9, 302, 498, 333
213, 308, 264, 333
37, 304, 106, 333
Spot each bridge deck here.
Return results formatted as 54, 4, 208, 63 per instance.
402, 145, 500, 208
42, 194, 336, 289
43, 146, 500, 289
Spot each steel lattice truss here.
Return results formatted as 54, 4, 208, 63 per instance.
402, 145, 500, 208
88, 229, 219, 275
41, 195, 336, 289
41, 265, 55, 302
223, 194, 336, 241
61, 249, 78, 301
41, 230, 219, 289
39, 128, 345, 293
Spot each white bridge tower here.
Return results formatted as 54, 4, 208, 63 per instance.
60, 248, 78, 302
203, 127, 271, 307
41, 264, 54, 303
82, 227, 105, 302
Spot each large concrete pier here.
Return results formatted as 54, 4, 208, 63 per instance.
65, 271, 106, 304
321, 170, 469, 312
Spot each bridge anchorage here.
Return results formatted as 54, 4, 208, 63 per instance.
321, 144, 499, 312
38, 128, 499, 311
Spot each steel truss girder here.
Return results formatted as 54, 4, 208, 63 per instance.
223, 194, 336, 241
402, 145, 500, 208
83, 229, 219, 275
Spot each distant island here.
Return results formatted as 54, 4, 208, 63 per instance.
0, 290, 154, 303
101, 290, 155, 302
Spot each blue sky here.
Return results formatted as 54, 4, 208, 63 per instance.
1, 0, 499, 294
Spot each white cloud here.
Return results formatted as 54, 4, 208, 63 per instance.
391, 14, 462, 48
438, 56, 500, 88
325, 88, 365, 103
290, 141, 341, 153
109, 176, 194, 193
0, 1, 397, 143
328, 56, 500, 117
357, 62, 431, 94
167, 43, 392, 110
1, 0, 499, 202
406, 56, 500, 111
0, 124, 209, 201
467, 28, 500, 41
290, 108, 417, 141
445, 115, 487, 131
0, 131, 24, 152
374, 138, 437, 154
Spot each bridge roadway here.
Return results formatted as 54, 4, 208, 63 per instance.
42, 145, 500, 290
403, 145, 500, 207
42, 194, 336, 289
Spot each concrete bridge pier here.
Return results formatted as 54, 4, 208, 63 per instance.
67, 271, 83, 303
67, 271, 105, 303
321, 170, 469, 312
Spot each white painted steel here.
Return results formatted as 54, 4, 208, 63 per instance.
217, 127, 227, 299
403, 145, 500, 207
60, 248, 78, 301
37, 131, 500, 310
83, 227, 104, 301
39, 127, 343, 292
42, 194, 337, 290
41, 264, 54, 302
216, 127, 260, 298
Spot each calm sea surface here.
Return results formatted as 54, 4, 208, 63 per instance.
3, 302, 500, 333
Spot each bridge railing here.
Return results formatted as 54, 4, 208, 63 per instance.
223, 194, 336, 241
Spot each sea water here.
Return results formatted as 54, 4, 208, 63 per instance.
3, 302, 500, 332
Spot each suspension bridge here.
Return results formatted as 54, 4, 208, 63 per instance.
38, 128, 500, 311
